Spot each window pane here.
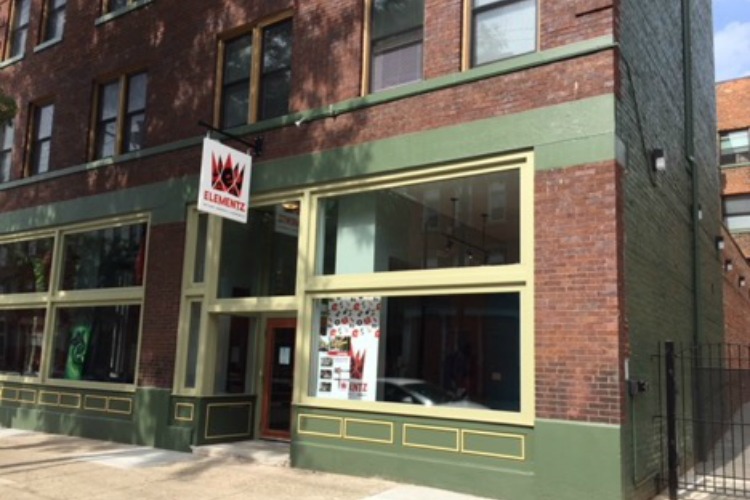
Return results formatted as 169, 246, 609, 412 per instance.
32, 139, 50, 174
372, 0, 424, 40
221, 82, 250, 128
318, 169, 520, 274
371, 36, 422, 91
50, 305, 140, 384
259, 69, 291, 120
100, 81, 121, 121
259, 19, 292, 120
184, 302, 202, 388
218, 204, 298, 297
726, 214, 750, 232
61, 223, 147, 290
473, 0, 536, 66
193, 213, 208, 283
108, 0, 128, 11
0, 309, 46, 376
0, 153, 10, 183
224, 35, 252, 84
1, 121, 13, 150
310, 293, 521, 412
262, 20, 293, 73
124, 112, 145, 152
0, 238, 54, 293
37, 105, 54, 140
725, 195, 750, 215
97, 120, 117, 158
127, 73, 148, 112
17, 0, 31, 25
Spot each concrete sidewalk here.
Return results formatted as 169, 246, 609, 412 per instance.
0, 428, 491, 500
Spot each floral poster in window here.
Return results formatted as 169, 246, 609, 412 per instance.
317, 297, 381, 401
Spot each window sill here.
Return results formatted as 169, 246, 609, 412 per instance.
95, 0, 154, 26
34, 37, 63, 54
0, 54, 24, 69
720, 162, 750, 169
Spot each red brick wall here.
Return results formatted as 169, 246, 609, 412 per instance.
717, 77, 750, 132
138, 222, 186, 388
535, 161, 624, 424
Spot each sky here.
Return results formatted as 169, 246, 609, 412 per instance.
714, 0, 750, 81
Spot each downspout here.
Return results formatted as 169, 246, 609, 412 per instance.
682, 0, 700, 347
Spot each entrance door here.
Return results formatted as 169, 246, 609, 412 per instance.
260, 318, 296, 440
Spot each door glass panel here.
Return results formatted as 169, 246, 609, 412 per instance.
266, 326, 295, 433
214, 315, 256, 394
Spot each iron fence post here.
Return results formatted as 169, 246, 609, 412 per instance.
666, 341, 678, 500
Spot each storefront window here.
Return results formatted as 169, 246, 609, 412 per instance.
317, 169, 519, 274
0, 237, 54, 293
50, 305, 140, 384
218, 204, 298, 298
61, 223, 147, 290
0, 309, 45, 376
193, 213, 208, 283
310, 293, 520, 412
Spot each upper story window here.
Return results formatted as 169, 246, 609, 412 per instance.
93, 72, 148, 159
28, 103, 54, 176
467, 0, 537, 67
720, 129, 750, 166
724, 195, 750, 233
41, 0, 67, 42
6, 0, 31, 59
367, 0, 424, 93
217, 15, 293, 128
0, 121, 13, 183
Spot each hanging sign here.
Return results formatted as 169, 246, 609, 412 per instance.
197, 138, 252, 223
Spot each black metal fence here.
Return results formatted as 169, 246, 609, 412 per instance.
657, 342, 750, 499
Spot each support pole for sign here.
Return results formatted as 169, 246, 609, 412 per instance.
198, 120, 264, 157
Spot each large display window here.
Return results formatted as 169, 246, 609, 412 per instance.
0, 216, 148, 388
309, 293, 520, 412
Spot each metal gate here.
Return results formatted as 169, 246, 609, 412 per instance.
657, 341, 750, 499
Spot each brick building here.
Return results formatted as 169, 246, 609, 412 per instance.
0, 1, 721, 499
717, 77, 750, 344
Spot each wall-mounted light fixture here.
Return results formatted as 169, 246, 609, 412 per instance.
740, 276, 746, 288
725, 259, 734, 272
716, 236, 725, 251
651, 148, 666, 172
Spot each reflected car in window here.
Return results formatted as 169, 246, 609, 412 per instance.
380, 378, 487, 409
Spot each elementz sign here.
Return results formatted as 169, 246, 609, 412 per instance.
197, 138, 252, 223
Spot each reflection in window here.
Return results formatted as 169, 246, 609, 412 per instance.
218, 204, 298, 297
318, 169, 520, 274
50, 305, 140, 383
1, 121, 14, 183
0, 237, 54, 293
0, 309, 45, 376
259, 19, 293, 120
221, 34, 253, 128
370, 0, 423, 92
310, 293, 521, 412
471, 0, 536, 66
61, 223, 147, 290
720, 130, 750, 166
